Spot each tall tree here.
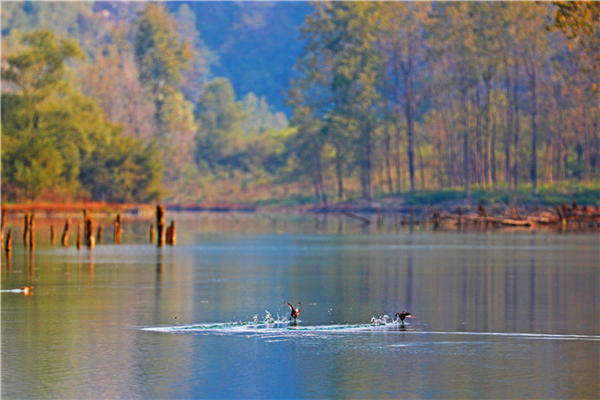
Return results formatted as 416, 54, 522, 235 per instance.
194, 78, 246, 173
134, 3, 191, 133
380, 2, 429, 192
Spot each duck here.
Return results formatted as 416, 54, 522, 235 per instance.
21, 286, 33, 295
285, 301, 301, 321
395, 311, 416, 324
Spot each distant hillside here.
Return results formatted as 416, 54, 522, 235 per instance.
169, 1, 311, 113
1, 1, 310, 114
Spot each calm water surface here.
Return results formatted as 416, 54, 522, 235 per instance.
2, 213, 599, 399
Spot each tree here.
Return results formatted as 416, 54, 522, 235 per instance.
134, 3, 192, 133
194, 78, 246, 173
380, 2, 430, 192
1, 28, 85, 131
1, 29, 164, 202
553, 1, 600, 69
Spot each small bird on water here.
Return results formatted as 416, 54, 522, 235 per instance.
395, 311, 416, 324
285, 301, 301, 321
21, 286, 33, 295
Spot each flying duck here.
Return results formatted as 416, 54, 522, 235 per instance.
395, 311, 416, 324
285, 301, 301, 321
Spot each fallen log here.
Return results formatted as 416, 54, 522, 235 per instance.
341, 211, 370, 224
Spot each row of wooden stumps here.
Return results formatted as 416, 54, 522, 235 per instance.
154, 205, 176, 246
1, 210, 122, 253
2, 206, 176, 253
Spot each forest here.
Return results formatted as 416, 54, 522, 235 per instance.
1, 1, 599, 206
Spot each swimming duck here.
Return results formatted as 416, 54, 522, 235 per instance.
21, 286, 33, 295
285, 301, 301, 321
395, 311, 416, 324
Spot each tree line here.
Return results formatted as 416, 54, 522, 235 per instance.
288, 1, 599, 204
1, 2, 599, 204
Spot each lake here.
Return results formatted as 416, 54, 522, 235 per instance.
2, 212, 599, 399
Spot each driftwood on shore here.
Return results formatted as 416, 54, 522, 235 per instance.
436, 201, 600, 228
337, 201, 599, 229
341, 211, 371, 224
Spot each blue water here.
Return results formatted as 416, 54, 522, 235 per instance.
2, 213, 599, 398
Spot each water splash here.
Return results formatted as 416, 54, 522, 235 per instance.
370, 315, 395, 326
143, 319, 600, 341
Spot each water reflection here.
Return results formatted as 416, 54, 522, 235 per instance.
1, 213, 598, 398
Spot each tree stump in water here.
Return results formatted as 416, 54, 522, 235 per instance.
61, 219, 70, 247
5, 229, 12, 253
114, 214, 122, 244
61, 218, 71, 247
85, 216, 95, 249
166, 220, 176, 246
23, 213, 30, 247
0, 209, 5, 249
156, 205, 165, 247
77, 224, 82, 250
28, 213, 35, 250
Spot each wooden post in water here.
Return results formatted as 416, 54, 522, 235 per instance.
29, 213, 35, 250
150, 224, 154, 244
85, 216, 95, 249
457, 207, 463, 225
5, 229, 12, 253
377, 209, 382, 231
410, 208, 416, 223
97, 224, 103, 244
168, 221, 176, 246
114, 214, 122, 244
23, 213, 30, 246
432, 209, 441, 228
156, 205, 165, 247
76, 224, 82, 250
50, 225, 56, 245
555, 205, 566, 227
166, 224, 172, 245
83, 209, 89, 243
61, 219, 70, 247
0, 209, 5, 249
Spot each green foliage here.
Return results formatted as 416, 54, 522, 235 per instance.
552, 1, 600, 68
194, 78, 246, 172
240, 92, 288, 135
134, 3, 192, 132
1, 29, 164, 203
